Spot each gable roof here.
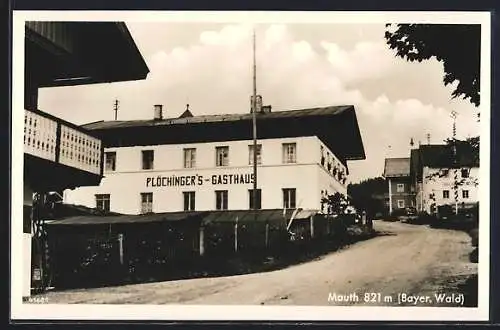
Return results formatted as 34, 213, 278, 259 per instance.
179, 109, 194, 118
26, 22, 149, 88
410, 142, 479, 181
383, 157, 410, 178
82, 105, 366, 162
84, 105, 352, 130
418, 143, 479, 168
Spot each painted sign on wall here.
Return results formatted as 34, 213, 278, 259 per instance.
146, 173, 255, 187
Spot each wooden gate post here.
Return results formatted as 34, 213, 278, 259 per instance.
265, 221, 270, 248
310, 215, 315, 239
199, 225, 205, 256
118, 233, 124, 265
234, 217, 239, 252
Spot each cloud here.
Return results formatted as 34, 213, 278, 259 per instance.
37, 23, 480, 183
321, 40, 396, 85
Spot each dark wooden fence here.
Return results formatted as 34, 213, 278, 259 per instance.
46, 214, 357, 289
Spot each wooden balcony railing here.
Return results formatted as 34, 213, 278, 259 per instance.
24, 109, 103, 176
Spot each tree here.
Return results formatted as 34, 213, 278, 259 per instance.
385, 24, 480, 107
321, 192, 348, 216
347, 177, 387, 219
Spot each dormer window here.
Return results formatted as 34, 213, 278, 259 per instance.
461, 168, 470, 178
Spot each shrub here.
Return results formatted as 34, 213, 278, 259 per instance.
390, 208, 406, 217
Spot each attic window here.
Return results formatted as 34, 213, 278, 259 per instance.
461, 168, 470, 178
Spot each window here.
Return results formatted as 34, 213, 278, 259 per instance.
95, 194, 110, 212
104, 152, 116, 171
249, 189, 262, 210
140, 193, 153, 214
443, 190, 450, 199
23, 205, 31, 234
183, 191, 196, 211
462, 190, 470, 199
461, 168, 470, 178
215, 190, 228, 210
396, 183, 405, 193
282, 143, 297, 164
142, 150, 154, 170
248, 144, 262, 165
215, 146, 229, 167
440, 169, 449, 177
184, 148, 196, 168
397, 200, 405, 209
283, 188, 296, 209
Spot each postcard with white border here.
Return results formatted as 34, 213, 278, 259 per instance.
10, 10, 491, 322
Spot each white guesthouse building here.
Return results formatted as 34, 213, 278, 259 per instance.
410, 143, 479, 214
64, 104, 366, 214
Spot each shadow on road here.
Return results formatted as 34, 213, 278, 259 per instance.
374, 231, 397, 237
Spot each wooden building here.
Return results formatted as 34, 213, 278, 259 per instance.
22, 21, 149, 296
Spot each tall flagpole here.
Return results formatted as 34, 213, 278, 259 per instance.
451, 110, 458, 215
252, 29, 258, 212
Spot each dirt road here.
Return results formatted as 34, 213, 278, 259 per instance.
41, 221, 477, 306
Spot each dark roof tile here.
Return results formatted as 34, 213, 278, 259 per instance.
83, 105, 351, 130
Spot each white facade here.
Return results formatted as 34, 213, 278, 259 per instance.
419, 166, 479, 213
64, 136, 349, 214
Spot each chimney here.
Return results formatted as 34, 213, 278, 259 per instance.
154, 104, 163, 120
262, 105, 272, 113
250, 95, 263, 113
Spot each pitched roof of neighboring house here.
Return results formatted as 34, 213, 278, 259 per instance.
26, 22, 149, 87
383, 157, 410, 178
419, 143, 479, 167
413, 143, 479, 168
410, 141, 479, 181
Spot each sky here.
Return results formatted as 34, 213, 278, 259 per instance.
37, 22, 481, 183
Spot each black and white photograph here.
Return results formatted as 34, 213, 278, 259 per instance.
10, 11, 490, 321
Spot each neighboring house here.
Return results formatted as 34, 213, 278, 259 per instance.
383, 157, 415, 214
410, 142, 479, 214
22, 21, 149, 296
64, 103, 366, 215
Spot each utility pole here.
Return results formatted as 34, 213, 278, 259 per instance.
451, 110, 459, 214
113, 99, 119, 121
252, 29, 258, 213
